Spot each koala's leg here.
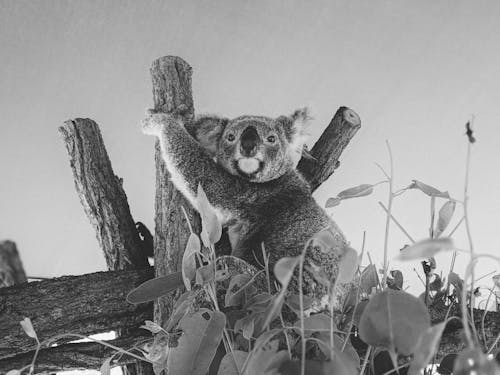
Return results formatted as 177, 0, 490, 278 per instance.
143, 113, 243, 214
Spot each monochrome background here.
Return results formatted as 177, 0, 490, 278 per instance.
1, 0, 499, 296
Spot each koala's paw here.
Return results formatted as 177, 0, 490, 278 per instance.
141, 109, 170, 136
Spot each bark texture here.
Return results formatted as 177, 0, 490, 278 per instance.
0, 333, 151, 374
298, 106, 361, 192
59, 119, 148, 270
0, 268, 153, 359
150, 56, 200, 327
59, 118, 152, 374
1, 267, 498, 370
0, 241, 27, 287
432, 304, 500, 361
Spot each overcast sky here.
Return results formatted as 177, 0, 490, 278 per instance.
1, 0, 499, 295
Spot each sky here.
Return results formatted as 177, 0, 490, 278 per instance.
1, 0, 500, 298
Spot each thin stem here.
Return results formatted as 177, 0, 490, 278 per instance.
487, 331, 500, 354
378, 202, 415, 243
381, 140, 394, 288
329, 278, 339, 360
360, 346, 372, 375
460, 261, 475, 346
298, 239, 310, 375
430, 196, 436, 238
342, 232, 366, 352
279, 312, 292, 359
261, 243, 271, 295
45, 333, 152, 363
447, 216, 465, 238
413, 268, 426, 288
481, 287, 495, 348
28, 338, 41, 375
463, 133, 478, 344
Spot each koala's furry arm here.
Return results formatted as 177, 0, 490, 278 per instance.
143, 112, 251, 219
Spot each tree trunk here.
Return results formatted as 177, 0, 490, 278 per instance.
149, 56, 200, 328
59, 119, 148, 270
0, 333, 151, 374
298, 106, 361, 192
59, 118, 153, 374
0, 241, 27, 287
0, 268, 153, 360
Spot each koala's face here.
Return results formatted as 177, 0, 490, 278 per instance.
193, 109, 309, 183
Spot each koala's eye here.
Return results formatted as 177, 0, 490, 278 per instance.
226, 133, 236, 142
267, 135, 276, 143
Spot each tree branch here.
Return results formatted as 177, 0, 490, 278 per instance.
150, 56, 199, 328
0, 268, 153, 359
0, 333, 151, 374
59, 119, 149, 270
0, 241, 27, 287
298, 106, 361, 191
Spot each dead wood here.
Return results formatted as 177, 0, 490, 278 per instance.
149, 56, 200, 328
0, 268, 153, 360
0, 333, 151, 374
298, 106, 361, 192
59, 119, 148, 270
0, 241, 27, 287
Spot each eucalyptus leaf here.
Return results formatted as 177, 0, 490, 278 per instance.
245, 339, 288, 375
435, 201, 456, 237
285, 294, 314, 314
274, 256, 300, 287
337, 246, 359, 283
100, 358, 111, 375
141, 320, 163, 334
337, 184, 374, 200
242, 317, 255, 341
217, 351, 248, 375
359, 289, 431, 355
437, 353, 458, 375
408, 322, 446, 375
360, 264, 379, 295
387, 270, 403, 290
225, 274, 252, 307
127, 272, 184, 304
292, 313, 332, 337
182, 233, 200, 290
325, 197, 341, 208
261, 292, 285, 331
20, 317, 37, 340
409, 180, 450, 198
311, 228, 343, 253
166, 290, 198, 331
396, 237, 454, 261
197, 184, 222, 246
167, 309, 226, 375
453, 348, 500, 375
196, 264, 215, 286
493, 274, 500, 289
448, 272, 463, 293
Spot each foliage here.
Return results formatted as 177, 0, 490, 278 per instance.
9, 123, 500, 375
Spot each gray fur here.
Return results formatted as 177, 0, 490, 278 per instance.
142, 109, 345, 268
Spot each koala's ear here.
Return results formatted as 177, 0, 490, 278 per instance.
277, 107, 311, 140
276, 107, 311, 166
188, 115, 229, 156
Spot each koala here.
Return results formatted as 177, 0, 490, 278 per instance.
142, 108, 346, 273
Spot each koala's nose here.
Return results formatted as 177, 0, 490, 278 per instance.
240, 126, 259, 156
